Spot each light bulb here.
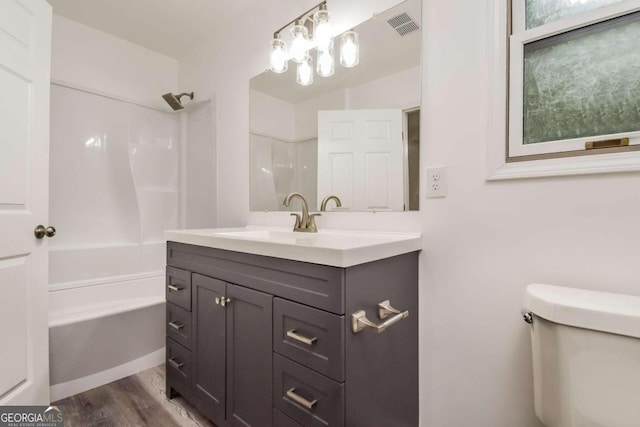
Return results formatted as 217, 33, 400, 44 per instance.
340, 31, 359, 68
313, 6, 332, 51
317, 40, 335, 77
290, 21, 310, 64
297, 57, 314, 86
269, 37, 288, 73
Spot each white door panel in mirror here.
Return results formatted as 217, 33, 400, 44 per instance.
249, 0, 421, 212
318, 110, 404, 212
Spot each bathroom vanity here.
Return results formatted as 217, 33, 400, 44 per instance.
164, 228, 421, 427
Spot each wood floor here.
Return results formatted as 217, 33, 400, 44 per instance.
53, 365, 216, 427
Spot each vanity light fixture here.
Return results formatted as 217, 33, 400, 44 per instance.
268, 1, 359, 86
313, 3, 332, 50
297, 56, 314, 86
340, 30, 359, 68
269, 35, 288, 73
290, 20, 310, 63
317, 39, 335, 77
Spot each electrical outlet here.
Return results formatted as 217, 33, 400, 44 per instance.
426, 166, 447, 198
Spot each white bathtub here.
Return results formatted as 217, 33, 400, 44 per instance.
48, 243, 166, 402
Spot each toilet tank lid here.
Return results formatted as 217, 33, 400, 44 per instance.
524, 284, 640, 339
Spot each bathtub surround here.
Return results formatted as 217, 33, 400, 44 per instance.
47, 15, 215, 401
178, 0, 640, 426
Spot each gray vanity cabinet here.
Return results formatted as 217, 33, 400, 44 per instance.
165, 241, 419, 427
178, 273, 272, 427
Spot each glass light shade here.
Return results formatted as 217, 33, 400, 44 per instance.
340, 31, 359, 68
313, 9, 332, 50
290, 22, 310, 63
316, 40, 335, 77
269, 37, 288, 73
297, 57, 314, 86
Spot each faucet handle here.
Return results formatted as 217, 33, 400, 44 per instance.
307, 213, 321, 232
290, 213, 301, 229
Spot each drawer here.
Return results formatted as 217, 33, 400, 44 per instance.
273, 354, 344, 427
166, 303, 192, 350
167, 242, 345, 314
273, 408, 303, 427
166, 266, 191, 311
166, 338, 192, 387
274, 298, 345, 382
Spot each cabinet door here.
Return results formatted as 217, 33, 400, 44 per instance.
192, 274, 226, 424
226, 284, 273, 427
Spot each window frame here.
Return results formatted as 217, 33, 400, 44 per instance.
485, 0, 640, 180
508, 0, 640, 159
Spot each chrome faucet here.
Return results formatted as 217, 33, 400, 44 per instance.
283, 193, 320, 233
320, 195, 342, 211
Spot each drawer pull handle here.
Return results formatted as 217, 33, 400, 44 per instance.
168, 358, 184, 370
167, 284, 183, 292
168, 321, 184, 330
286, 329, 317, 346
286, 388, 317, 409
352, 300, 409, 334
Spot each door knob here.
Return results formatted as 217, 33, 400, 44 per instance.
34, 225, 56, 239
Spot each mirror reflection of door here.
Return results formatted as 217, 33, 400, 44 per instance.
318, 109, 404, 211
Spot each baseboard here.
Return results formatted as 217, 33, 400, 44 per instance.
50, 347, 165, 402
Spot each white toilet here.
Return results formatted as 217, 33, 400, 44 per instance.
522, 284, 640, 427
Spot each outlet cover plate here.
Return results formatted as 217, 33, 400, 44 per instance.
426, 166, 447, 198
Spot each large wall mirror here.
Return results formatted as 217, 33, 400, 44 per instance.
250, 0, 421, 212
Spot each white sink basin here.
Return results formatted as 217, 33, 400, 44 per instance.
165, 226, 422, 267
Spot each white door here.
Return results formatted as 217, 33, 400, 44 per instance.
0, 0, 52, 405
318, 109, 404, 211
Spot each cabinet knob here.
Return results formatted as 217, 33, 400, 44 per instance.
215, 296, 231, 307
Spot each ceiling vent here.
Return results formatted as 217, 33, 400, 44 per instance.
386, 12, 420, 37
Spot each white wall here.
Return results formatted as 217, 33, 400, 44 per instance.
179, 0, 640, 426
250, 90, 295, 140
51, 15, 179, 108
348, 65, 421, 110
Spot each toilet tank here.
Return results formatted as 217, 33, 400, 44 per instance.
523, 284, 640, 427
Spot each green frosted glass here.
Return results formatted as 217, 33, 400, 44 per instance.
523, 12, 640, 144
526, 0, 622, 29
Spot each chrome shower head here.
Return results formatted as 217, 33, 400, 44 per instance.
162, 92, 194, 110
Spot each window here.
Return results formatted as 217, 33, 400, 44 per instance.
508, 0, 640, 160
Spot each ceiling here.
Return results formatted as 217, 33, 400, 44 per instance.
47, 0, 258, 58
250, 0, 421, 104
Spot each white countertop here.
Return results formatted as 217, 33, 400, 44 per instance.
165, 226, 422, 267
